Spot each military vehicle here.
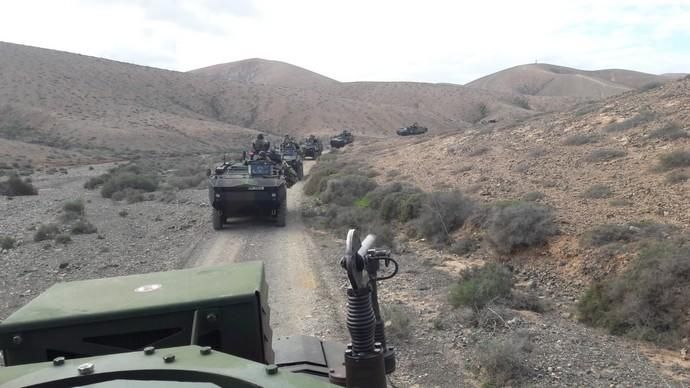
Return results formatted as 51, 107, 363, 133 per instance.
330, 131, 354, 149
0, 229, 399, 388
302, 136, 323, 159
396, 123, 428, 136
279, 142, 304, 180
208, 157, 290, 229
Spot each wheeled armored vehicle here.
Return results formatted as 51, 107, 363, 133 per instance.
279, 143, 304, 180
0, 229, 399, 388
208, 159, 289, 228
330, 131, 354, 149
396, 123, 428, 136
302, 136, 323, 159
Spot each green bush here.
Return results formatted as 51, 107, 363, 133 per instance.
563, 133, 599, 146
71, 219, 97, 235
0, 175, 37, 196
582, 184, 613, 199
450, 262, 513, 309
586, 148, 627, 162
412, 191, 475, 244
84, 176, 107, 190
34, 224, 59, 242
486, 201, 556, 254
657, 150, 690, 171
0, 236, 16, 250
320, 175, 377, 206
578, 242, 690, 345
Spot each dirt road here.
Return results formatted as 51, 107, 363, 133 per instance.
187, 161, 347, 340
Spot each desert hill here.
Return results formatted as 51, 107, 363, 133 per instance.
466, 63, 675, 98
191, 58, 339, 90
360, 76, 690, 283
0, 42, 572, 165
1, 41, 676, 166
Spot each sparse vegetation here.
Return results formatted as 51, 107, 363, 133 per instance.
485, 201, 556, 254
578, 242, 690, 345
55, 233, 72, 244
450, 263, 513, 309
582, 184, 613, 199
666, 170, 689, 184
474, 334, 533, 387
563, 133, 599, 146
639, 81, 663, 91
647, 122, 688, 141
657, 150, 690, 171
512, 96, 530, 110
450, 238, 480, 255
603, 110, 655, 132
0, 174, 38, 196
412, 191, 475, 244
466, 146, 490, 157
581, 221, 673, 247
585, 148, 627, 162
34, 224, 60, 242
85, 163, 158, 199
70, 219, 97, 235
118, 210, 129, 217
0, 236, 16, 250
521, 191, 544, 201
382, 304, 411, 340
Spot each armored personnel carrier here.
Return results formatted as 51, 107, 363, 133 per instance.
208, 158, 289, 228
0, 229, 399, 388
279, 142, 304, 180
396, 122, 428, 136
302, 136, 323, 159
330, 130, 354, 149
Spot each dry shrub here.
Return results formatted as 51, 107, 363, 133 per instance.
486, 201, 556, 254
449, 262, 513, 309
412, 191, 475, 244
578, 242, 690, 345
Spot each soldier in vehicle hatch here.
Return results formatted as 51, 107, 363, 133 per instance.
252, 134, 270, 152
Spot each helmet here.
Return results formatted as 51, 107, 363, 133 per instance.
257, 134, 264, 140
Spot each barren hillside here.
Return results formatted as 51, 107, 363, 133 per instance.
191, 58, 339, 90
467, 63, 676, 98
363, 77, 690, 283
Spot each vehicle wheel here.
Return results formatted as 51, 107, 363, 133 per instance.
212, 210, 224, 230
276, 187, 287, 227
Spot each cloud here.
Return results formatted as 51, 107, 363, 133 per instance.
0, 0, 687, 83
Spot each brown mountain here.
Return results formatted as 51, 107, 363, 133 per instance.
191, 58, 339, 90
466, 63, 675, 98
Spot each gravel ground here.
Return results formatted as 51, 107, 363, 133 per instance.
2, 162, 689, 387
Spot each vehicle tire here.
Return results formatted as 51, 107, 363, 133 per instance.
276, 187, 287, 227
297, 164, 304, 180
212, 210, 223, 230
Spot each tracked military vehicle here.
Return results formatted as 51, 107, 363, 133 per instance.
330, 130, 354, 149
0, 229, 399, 388
208, 157, 289, 228
302, 136, 323, 159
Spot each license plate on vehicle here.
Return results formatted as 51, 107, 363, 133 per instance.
248, 186, 264, 190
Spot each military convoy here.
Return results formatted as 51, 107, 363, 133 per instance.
330, 130, 354, 148
0, 229, 399, 388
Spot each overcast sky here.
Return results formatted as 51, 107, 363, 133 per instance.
0, 0, 688, 84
